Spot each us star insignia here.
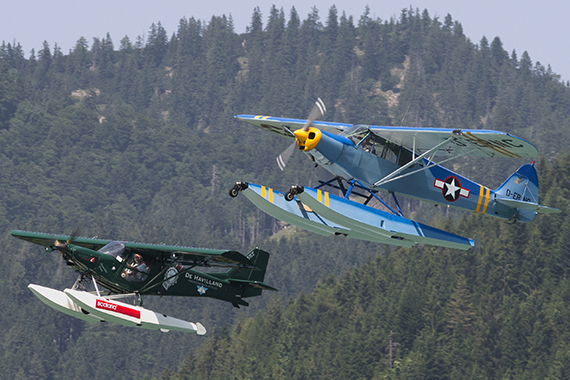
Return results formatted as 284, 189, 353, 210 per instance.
434, 176, 470, 202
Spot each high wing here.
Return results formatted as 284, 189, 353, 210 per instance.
235, 115, 351, 138
367, 126, 538, 158
122, 242, 257, 269
11, 230, 257, 269
236, 115, 538, 158
12, 230, 111, 251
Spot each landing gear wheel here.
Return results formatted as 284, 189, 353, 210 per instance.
229, 187, 239, 198
229, 182, 249, 198
285, 185, 304, 201
284, 190, 295, 202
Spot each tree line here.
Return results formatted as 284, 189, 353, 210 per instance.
1, 5, 569, 379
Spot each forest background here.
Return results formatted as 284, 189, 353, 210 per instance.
1, 5, 570, 379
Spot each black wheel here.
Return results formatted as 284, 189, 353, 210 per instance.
229, 187, 239, 198
284, 190, 295, 202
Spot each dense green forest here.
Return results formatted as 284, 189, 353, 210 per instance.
1, 5, 570, 379
165, 158, 570, 379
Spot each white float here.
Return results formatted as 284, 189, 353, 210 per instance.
28, 284, 205, 334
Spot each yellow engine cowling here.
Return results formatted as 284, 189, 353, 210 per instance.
294, 127, 321, 151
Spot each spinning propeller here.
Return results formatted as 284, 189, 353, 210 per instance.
53, 239, 69, 253
52, 229, 80, 254
276, 98, 326, 170
52, 229, 80, 286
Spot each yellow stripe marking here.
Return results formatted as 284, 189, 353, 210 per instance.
482, 187, 490, 214
465, 132, 515, 157
268, 187, 273, 203
464, 132, 520, 158
262, 186, 266, 199
317, 190, 330, 207
475, 185, 484, 213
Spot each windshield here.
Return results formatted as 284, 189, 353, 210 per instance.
342, 125, 413, 167
340, 124, 370, 145
98, 241, 127, 262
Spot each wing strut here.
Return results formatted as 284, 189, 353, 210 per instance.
92, 275, 102, 297
391, 191, 404, 216
374, 137, 453, 187
348, 178, 403, 216
315, 177, 403, 217
317, 177, 368, 199
374, 143, 478, 187
315, 177, 342, 191
138, 263, 197, 295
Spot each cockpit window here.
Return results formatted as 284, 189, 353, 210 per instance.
98, 241, 127, 262
121, 254, 150, 282
372, 136, 413, 166
340, 124, 370, 145
342, 125, 414, 167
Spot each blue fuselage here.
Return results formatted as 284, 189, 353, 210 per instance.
310, 130, 533, 222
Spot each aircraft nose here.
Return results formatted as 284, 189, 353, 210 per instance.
294, 127, 322, 151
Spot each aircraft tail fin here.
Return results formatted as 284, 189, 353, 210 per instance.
494, 163, 560, 220
228, 248, 270, 282
495, 163, 539, 203
226, 248, 277, 296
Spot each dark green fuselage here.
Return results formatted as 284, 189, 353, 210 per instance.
63, 244, 258, 307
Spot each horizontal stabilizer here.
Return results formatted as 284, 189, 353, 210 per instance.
228, 279, 278, 291
495, 198, 561, 214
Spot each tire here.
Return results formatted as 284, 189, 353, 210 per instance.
284, 190, 295, 202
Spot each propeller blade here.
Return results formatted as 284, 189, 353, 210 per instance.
276, 142, 297, 171
302, 97, 326, 131
68, 228, 80, 244
54, 240, 68, 253
53, 228, 81, 253
276, 98, 326, 171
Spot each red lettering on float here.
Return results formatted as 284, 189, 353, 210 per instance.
96, 300, 141, 319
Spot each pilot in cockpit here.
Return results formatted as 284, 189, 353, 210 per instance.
361, 135, 376, 154
121, 254, 150, 282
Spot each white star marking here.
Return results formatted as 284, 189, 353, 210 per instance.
445, 178, 461, 199
197, 285, 208, 295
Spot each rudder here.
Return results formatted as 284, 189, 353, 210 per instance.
495, 163, 539, 204
228, 248, 270, 282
